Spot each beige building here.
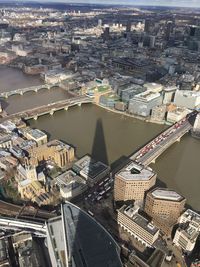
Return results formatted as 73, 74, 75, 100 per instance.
29, 140, 75, 168
118, 205, 159, 247
114, 161, 156, 202
144, 188, 186, 235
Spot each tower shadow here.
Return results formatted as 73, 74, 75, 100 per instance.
90, 118, 108, 165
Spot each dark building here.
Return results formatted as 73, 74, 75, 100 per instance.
165, 21, 173, 41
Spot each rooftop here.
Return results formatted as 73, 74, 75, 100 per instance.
117, 161, 155, 181
120, 205, 159, 236
133, 91, 161, 102
151, 188, 184, 202
27, 128, 47, 140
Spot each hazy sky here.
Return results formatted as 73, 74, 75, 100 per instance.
23, 0, 200, 8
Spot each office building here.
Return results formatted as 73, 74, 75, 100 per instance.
144, 19, 151, 33
103, 25, 110, 41
118, 205, 159, 247
151, 105, 166, 122
29, 140, 75, 168
21, 128, 47, 146
128, 91, 162, 117
56, 170, 88, 200
145, 188, 186, 235
173, 209, 200, 253
72, 155, 110, 186
165, 21, 173, 41
174, 90, 200, 109
163, 86, 177, 104
46, 202, 123, 267
167, 106, 190, 123
193, 113, 200, 132
126, 21, 132, 32
114, 161, 156, 202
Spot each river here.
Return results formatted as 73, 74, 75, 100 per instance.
0, 66, 199, 210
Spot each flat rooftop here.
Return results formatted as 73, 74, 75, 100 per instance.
133, 91, 161, 102
27, 128, 46, 139
120, 205, 159, 235
151, 189, 184, 202
117, 161, 155, 181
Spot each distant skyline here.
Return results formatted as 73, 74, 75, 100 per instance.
16, 0, 200, 8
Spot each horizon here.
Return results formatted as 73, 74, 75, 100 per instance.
3, 0, 200, 8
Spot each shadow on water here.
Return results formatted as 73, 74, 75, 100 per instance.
90, 118, 108, 165
67, 118, 123, 267
0, 99, 9, 110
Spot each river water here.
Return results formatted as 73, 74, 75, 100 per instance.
0, 66, 199, 210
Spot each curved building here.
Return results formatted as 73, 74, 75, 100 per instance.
46, 202, 123, 267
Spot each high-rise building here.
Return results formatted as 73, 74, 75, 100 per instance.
165, 21, 173, 41
103, 25, 110, 41
144, 19, 151, 33
126, 21, 132, 32
114, 161, 156, 202
117, 204, 160, 248
98, 19, 102, 27
46, 202, 123, 267
145, 188, 186, 235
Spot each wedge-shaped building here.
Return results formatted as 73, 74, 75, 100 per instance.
46, 202, 123, 267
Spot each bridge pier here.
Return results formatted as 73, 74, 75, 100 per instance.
78, 103, 82, 107
34, 89, 38, 93
5, 94, 8, 99
64, 106, 69, 111
50, 110, 54, 116
176, 137, 181, 142
20, 91, 23, 96
34, 116, 38, 121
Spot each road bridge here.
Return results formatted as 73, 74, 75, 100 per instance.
0, 96, 93, 122
0, 84, 60, 99
130, 111, 197, 166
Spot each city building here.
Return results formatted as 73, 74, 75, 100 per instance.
173, 209, 200, 253
72, 155, 110, 186
163, 86, 177, 104
29, 140, 75, 168
174, 90, 200, 109
193, 113, 200, 132
46, 202, 123, 267
167, 106, 190, 123
55, 170, 88, 200
20, 128, 47, 146
144, 188, 186, 235
151, 105, 166, 122
118, 204, 160, 247
128, 91, 162, 117
114, 161, 156, 202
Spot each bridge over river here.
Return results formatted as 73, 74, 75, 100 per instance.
130, 111, 197, 166
0, 95, 93, 122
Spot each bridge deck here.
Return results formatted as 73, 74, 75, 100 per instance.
130, 116, 194, 166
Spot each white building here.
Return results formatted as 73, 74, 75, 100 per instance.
163, 86, 177, 104
167, 107, 190, 123
128, 91, 163, 117
174, 90, 200, 109
118, 205, 159, 247
193, 113, 200, 132
173, 209, 200, 253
